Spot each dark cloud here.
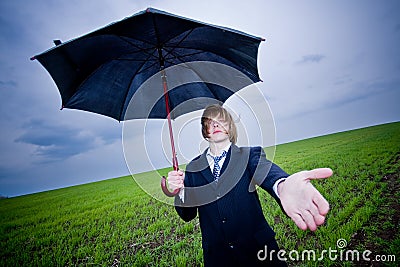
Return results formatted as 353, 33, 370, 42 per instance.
296, 54, 326, 65
0, 80, 18, 88
282, 78, 400, 122
14, 119, 100, 160
333, 75, 353, 86
0, 14, 23, 43
0, 4, 37, 51
327, 79, 400, 112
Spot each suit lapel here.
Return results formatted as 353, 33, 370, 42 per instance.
200, 161, 214, 184
188, 145, 250, 187
217, 145, 250, 190
187, 149, 214, 184
219, 147, 232, 175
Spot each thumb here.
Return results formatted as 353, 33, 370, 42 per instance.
304, 168, 333, 181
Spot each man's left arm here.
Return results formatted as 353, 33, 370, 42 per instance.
248, 147, 289, 202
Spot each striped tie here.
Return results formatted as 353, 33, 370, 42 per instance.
212, 150, 227, 180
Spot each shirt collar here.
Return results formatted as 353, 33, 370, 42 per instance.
207, 142, 232, 157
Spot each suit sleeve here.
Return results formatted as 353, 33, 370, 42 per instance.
247, 146, 289, 204
174, 170, 198, 222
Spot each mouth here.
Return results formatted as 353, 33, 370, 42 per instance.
212, 130, 223, 134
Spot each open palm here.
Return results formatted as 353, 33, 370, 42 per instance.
278, 168, 333, 231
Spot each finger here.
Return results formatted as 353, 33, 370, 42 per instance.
168, 170, 179, 177
168, 180, 184, 190
296, 188, 327, 227
307, 201, 320, 218
169, 183, 183, 189
312, 191, 330, 216
290, 213, 308, 231
169, 177, 184, 185
304, 168, 333, 181
168, 174, 182, 180
169, 176, 183, 183
301, 210, 317, 231
314, 214, 326, 226
307, 197, 327, 225
168, 171, 184, 181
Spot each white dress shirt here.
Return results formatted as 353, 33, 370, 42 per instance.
206, 143, 232, 173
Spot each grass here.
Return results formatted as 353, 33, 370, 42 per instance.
1, 122, 399, 266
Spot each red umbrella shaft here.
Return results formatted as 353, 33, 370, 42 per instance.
161, 69, 178, 171
160, 68, 180, 197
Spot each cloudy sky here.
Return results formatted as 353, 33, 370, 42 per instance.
1, 0, 399, 197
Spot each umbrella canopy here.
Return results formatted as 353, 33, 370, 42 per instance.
31, 7, 264, 121
32, 7, 265, 196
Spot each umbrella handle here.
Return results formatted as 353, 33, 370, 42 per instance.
161, 176, 180, 197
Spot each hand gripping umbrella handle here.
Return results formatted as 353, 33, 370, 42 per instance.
161, 176, 180, 197
160, 155, 180, 197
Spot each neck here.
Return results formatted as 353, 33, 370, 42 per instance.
209, 140, 231, 155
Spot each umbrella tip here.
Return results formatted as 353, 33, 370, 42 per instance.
53, 40, 62, 46
30, 56, 36, 61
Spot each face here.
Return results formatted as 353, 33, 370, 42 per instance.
206, 116, 230, 144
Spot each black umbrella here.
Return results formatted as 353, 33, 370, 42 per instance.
31, 7, 264, 196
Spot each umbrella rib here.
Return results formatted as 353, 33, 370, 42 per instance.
161, 48, 205, 79
163, 44, 257, 82
162, 49, 222, 101
117, 36, 159, 61
117, 51, 157, 121
162, 47, 206, 66
151, 14, 197, 68
117, 47, 155, 58
118, 35, 156, 48
118, 58, 156, 62
115, 59, 158, 76
164, 50, 207, 62
135, 61, 159, 74
127, 51, 206, 75
162, 28, 195, 61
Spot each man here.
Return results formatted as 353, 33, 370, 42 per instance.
168, 104, 332, 266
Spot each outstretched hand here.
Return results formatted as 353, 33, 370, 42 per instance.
278, 168, 333, 231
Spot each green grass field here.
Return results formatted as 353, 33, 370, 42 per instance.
1, 122, 399, 266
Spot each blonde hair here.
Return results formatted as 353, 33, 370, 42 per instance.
201, 104, 237, 144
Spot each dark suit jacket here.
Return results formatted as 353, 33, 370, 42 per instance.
175, 145, 289, 266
